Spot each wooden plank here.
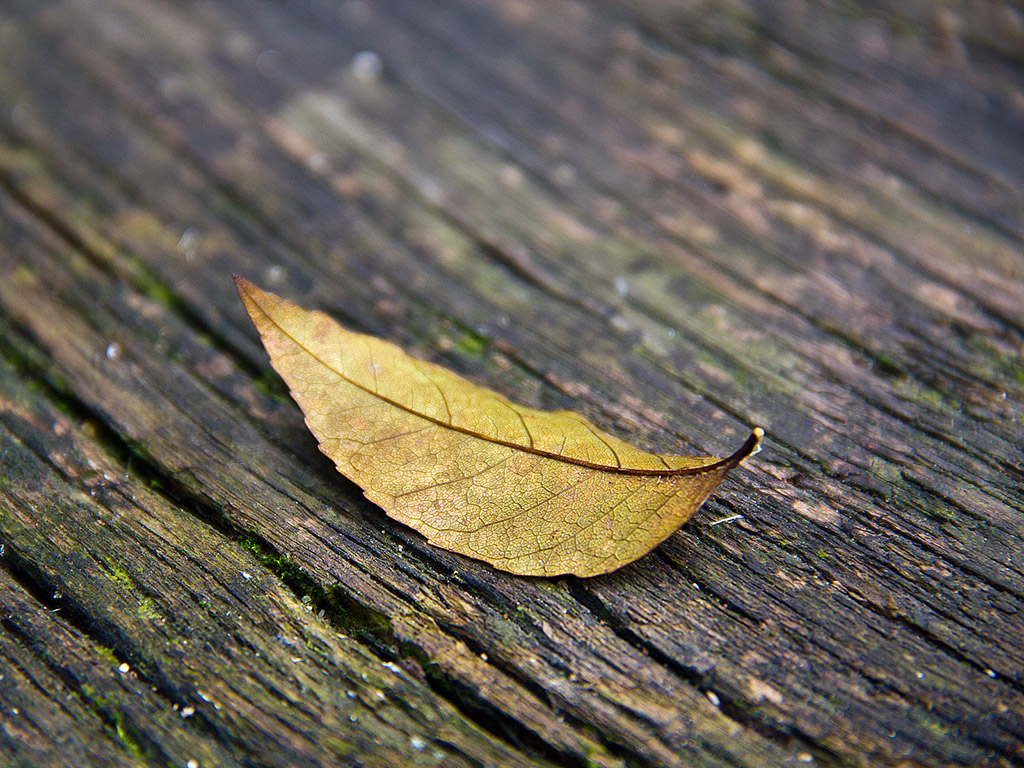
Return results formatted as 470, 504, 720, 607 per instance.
0, 321, 548, 768
1, 1, 1022, 766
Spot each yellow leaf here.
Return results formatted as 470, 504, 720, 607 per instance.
235, 277, 762, 577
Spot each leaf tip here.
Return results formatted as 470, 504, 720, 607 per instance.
234, 275, 270, 323
728, 427, 764, 467
233, 274, 255, 297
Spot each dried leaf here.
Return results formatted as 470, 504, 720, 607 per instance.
236, 277, 762, 577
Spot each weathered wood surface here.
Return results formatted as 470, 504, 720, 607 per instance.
1, 1, 1022, 766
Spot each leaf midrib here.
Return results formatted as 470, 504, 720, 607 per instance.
248, 286, 758, 477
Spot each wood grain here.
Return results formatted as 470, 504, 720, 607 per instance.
0, 1, 1021, 766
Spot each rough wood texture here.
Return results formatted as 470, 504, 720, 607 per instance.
1, 1, 1021, 766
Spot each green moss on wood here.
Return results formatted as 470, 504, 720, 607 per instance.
239, 537, 395, 648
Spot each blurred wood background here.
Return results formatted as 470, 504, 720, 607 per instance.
1, 1, 1022, 766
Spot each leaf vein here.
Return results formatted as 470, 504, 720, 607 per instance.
244, 287, 756, 477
